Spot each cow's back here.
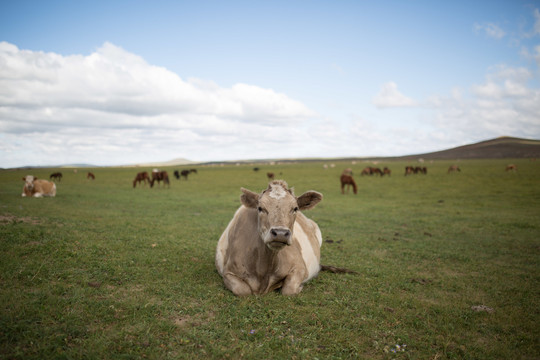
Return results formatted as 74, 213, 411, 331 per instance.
34, 179, 56, 197
292, 212, 322, 282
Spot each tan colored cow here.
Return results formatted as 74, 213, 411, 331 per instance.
216, 180, 323, 296
21, 175, 56, 197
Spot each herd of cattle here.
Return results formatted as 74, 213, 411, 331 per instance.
19, 163, 519, 199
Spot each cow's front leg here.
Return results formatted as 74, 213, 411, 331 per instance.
223, 272, 252, 296
281, 271, 305, 295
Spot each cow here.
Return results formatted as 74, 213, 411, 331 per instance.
371, 167, 383, 176
150, 170, 170, 188
361, 167, 372, 176
21, 176, 56, 198
342, 168, 353, 176
216, 180, 323, 296
448, 165, 461, 173
87, 172, 95, 180
49, 172, 62, 181
267, 172, 275, 180
133, 171, 150, 188
505, 164, 517, 172
383, 167, 391, 176
340, 174, 357, 194
404, 166, 415, 176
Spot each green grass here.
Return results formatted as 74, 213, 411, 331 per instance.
1, 159, 539, 359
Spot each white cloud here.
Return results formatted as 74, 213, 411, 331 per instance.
372, 82, 416, 108
474, 22, 506, 39
0, 42, 318, 167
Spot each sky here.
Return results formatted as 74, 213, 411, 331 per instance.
1, 0, 539, 168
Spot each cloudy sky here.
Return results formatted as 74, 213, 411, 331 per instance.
1, 1, 539, 168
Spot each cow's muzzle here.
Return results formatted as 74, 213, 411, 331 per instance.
268, 227, 292, 249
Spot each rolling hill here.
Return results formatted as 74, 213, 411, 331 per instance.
395, 136, 540, 160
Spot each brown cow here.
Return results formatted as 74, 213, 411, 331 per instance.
87, 172, 95, 180
49, 172, 62, 181
448, 165, 461, 173
267, 172, 275, 180
361, 167, 372, 176
150, 170, 170, 188
21, 175, 56, 197
216, 180, 323, 296
383, 167, 391, 176
340, 174, 357, 194
505, 164, 517, 172
133, 171, 150, 188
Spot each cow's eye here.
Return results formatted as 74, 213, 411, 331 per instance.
293, 207, 299, 213
257, 207, 263, 213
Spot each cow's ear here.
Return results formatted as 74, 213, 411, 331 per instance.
297, 191, 323, 210
240, 188, 259, 208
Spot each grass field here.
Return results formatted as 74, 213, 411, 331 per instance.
1, 159, 539, 359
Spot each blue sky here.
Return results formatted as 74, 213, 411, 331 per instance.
1, 1, 539, 167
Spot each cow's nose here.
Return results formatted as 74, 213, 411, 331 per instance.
270, 228, 291, 242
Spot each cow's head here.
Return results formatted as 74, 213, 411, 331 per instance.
240, 180, 322, 251
22, 175, 37, 190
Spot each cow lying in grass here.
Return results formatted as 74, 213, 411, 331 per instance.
21, 175, 56, 197
216, 180, 323, 296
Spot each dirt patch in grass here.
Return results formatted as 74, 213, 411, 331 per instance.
0, 214, 42, 225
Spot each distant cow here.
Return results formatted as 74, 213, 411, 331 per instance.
340, 174, 357, 194
383, 167, 391, 176
151, 170, 170, 188
361, 167, 372, 176
133, 171, 150, 188
22, 175, 56, 197
87, 172, 95, 180
448, 165, 461, 173
50, 172, 62, 181
216, 180, 323, 296
342, 168, 353, 176
267, 172, 275, 180
505, 164, 517, 172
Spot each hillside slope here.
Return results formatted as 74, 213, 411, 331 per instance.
397, 136, 540, 160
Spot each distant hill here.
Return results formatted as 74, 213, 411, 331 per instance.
396, 136, 540, 160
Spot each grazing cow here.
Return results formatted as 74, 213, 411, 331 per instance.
448, 165, 461, 173
383, 167, 391, 176
216, 180, 323, 296
21, 176, 56, 197
190, 169, 198, 174
133, 171, 150, 188
505, 164, 517, 172
150, 170, 170, 188
340, 174, 357, 194
371, 167, 383, 176
87, 172, 95, 180
173, 170, 180, 179
180, 170, 190, 180
267, 172, 275, 180
342, 168, 353, 176
404, 166, 415, 176
361, 167, 372, 176
49, 172, 62, 181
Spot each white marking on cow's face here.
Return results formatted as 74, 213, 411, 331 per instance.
268, 183, 287, 200
23, 175, 35, 190
258, 185, 298, 250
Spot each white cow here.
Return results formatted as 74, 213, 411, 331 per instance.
216, 180, 323, 296
21, 175, 56, 197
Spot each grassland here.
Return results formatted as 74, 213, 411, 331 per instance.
0, 159, 539, 359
